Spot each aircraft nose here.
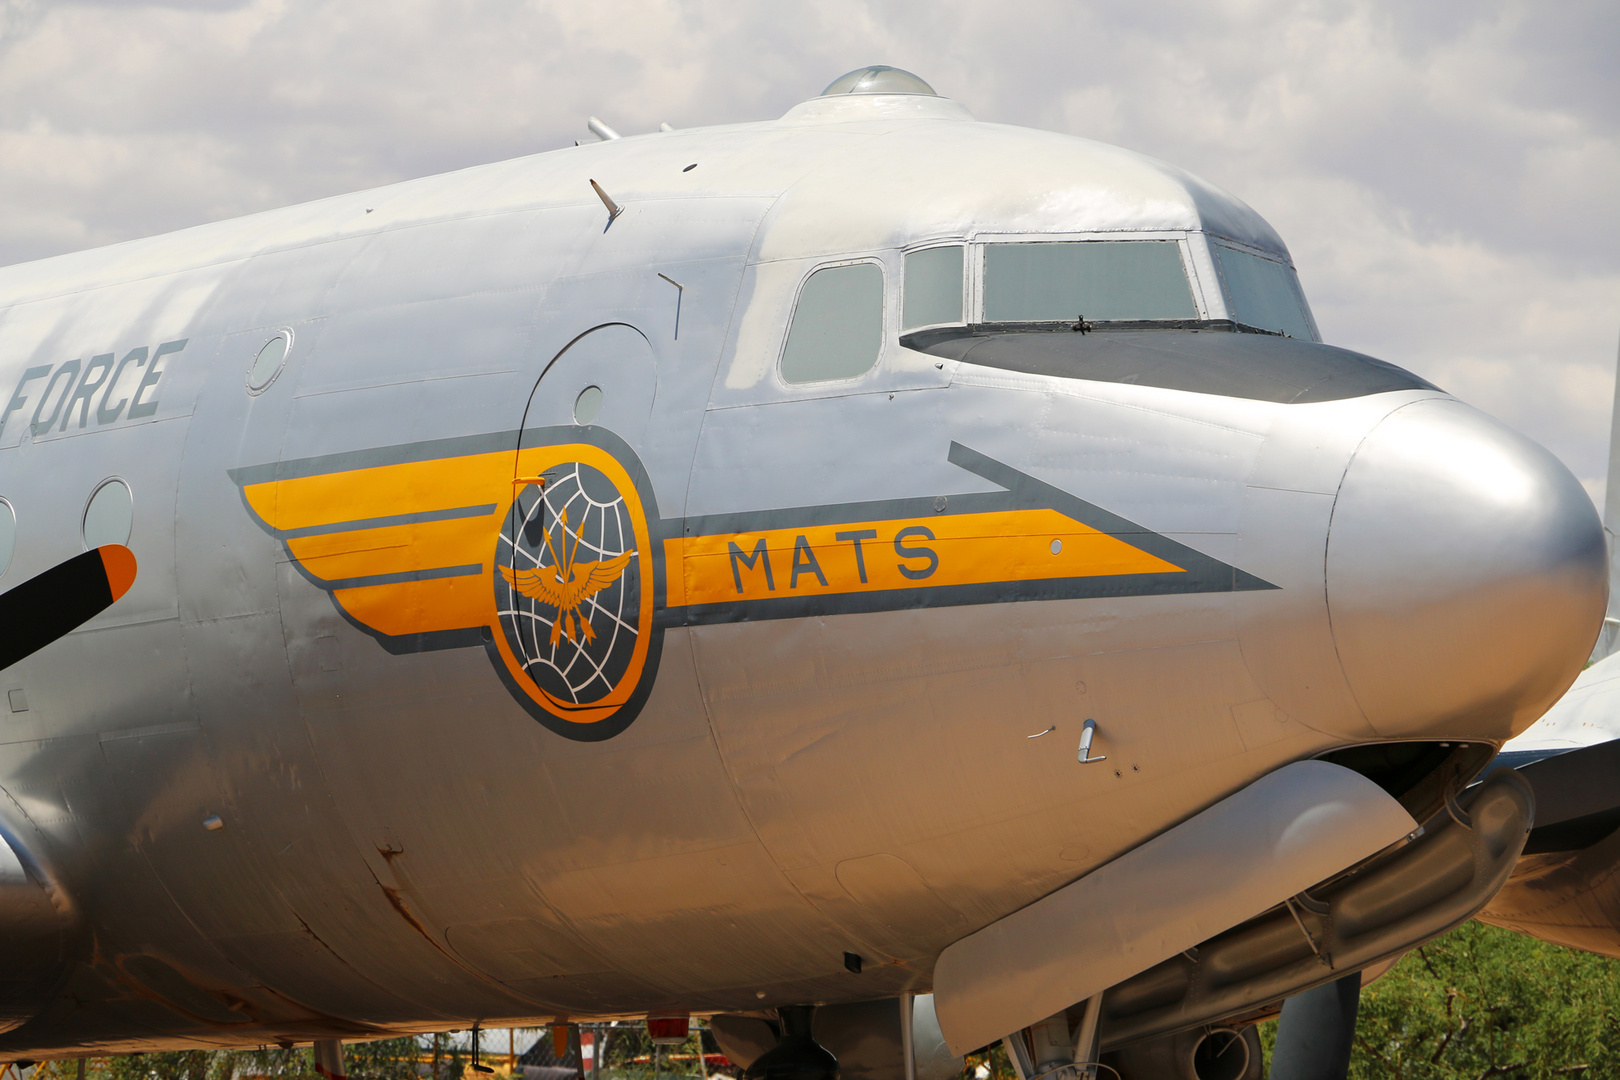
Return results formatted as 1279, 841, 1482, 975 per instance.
1325, 397, 1606, 741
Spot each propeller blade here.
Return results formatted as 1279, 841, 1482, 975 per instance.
0, 545, 137, 670
1269, 972, 1361, 1080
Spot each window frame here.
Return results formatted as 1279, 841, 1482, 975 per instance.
246, 327, 294, 394
81, 475, 134, 550
1207, 237, 1321, 341
776, 256, 891, 388
900, 240, 970, 333
966, 231, 1212, 324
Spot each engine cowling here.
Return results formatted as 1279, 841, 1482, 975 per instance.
1102, 1026, 1262, 1080
0, 811, 79, 1035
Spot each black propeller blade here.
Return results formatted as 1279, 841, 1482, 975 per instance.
0, 544, 137, 670
1270, 972, 1361, 1080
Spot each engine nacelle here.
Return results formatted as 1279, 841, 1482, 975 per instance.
0, 810, 79, 1035
1102, 1026, 1262, 1080
1099, 767, 1530, 1049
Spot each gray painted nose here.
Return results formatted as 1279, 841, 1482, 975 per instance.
1326, 398, 1606, 741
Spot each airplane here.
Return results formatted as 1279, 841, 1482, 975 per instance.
0, 63, 1609, 1080
1473, 343, 1620, 958
1247, 330, 1620, 1080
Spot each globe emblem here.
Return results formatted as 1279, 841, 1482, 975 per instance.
495, 461, 642, 709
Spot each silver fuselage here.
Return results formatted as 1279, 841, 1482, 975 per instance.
0, 91, 1604, 1054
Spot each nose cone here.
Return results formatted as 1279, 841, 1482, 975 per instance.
1326, 398, 1606, 740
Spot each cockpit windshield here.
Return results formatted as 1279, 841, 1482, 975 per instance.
971, 238, 1319, 340
1211, 242, 1317, 340
983, 240, 1197, 323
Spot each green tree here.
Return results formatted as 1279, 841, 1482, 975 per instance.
342, 1038, 425, 1080
102, 1052, 214, 1080
1255, 922, 1620, 1080
207, 1046, 316, 1080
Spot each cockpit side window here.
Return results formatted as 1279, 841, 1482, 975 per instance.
983, 240, 1197, 323
780, 262, 884, 384
1211, 242, 1318, 340
903, 245, 965, 330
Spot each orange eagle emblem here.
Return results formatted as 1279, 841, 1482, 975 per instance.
498, 506, 634, 647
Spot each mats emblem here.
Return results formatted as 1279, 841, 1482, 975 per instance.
494, 457, 651, 727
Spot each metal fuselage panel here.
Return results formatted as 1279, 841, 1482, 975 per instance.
0, 103, 1590, 1053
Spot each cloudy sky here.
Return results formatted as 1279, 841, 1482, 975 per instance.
1, 0, 1616, 500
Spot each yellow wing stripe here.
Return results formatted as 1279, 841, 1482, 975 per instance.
244, 451, 1184, 640
665, 508, 1183, 609
245, 449, 524, 638
338, 573, 494, 639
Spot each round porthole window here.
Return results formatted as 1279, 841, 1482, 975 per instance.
247, 330, 292, 392
0, 498, 14, 578
574, 385, 603, 425
83, 479, 133, 548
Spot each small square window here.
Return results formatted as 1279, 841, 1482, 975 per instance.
903, 246, 964, 329
781, 263, 885, 384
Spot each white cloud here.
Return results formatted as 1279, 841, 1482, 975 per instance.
0, 0, 1615, 497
